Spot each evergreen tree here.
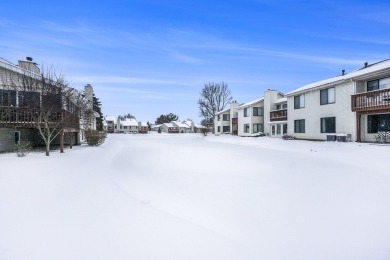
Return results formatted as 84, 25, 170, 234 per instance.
92, 94, 104, 131
155, 113, 179, 124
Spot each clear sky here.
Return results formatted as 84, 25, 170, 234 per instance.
1, 0, 389, 123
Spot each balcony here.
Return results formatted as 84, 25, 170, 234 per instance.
270, 109, 287, 121
351, 88, 390, 112
0, 106, 80, 129
232, 117, 238, 125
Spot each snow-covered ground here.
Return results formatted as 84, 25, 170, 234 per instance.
1, 134, 389, 260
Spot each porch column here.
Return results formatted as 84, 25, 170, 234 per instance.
60, 130, 64, 153
69, 132, 73, 149
356, 112, 361, 142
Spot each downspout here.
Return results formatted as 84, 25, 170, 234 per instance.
349, 79, 361, 141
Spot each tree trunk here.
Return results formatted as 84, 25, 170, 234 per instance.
60, 130, 64, 153
45, 142, 50, 156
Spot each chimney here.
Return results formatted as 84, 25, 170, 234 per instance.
26, 57, 33, 62
364, 62, 368, 68
342, 69, 345, 76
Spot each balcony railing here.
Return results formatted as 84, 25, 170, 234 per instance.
0, 106, 79, 129
270, 109, 287, 121
351, 88, 390, 112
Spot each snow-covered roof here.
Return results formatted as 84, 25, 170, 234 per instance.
121, 118, 138, 126
287, 59, 390, 96
163, 123, 175, 127
172, 121, 190, 128
139, 121, 148, 127
238, 97, 264, 109
105, 115, 116, 122
215, 108, 230, 115
275, 97, 287, 104
194, 124, 206, 128
183, 120, 193, 127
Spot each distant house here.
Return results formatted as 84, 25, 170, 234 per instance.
161, 123, 179, 133
171, 121, 190, 133
138, 121, 149, 134
183, 120, 194, 132
214, 90, 286, 137
193, 123, 207, 133
214, 101, 239, 135
117, 118, 138, 133
104, 115, 116, 133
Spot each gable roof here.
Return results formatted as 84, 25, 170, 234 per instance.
172, 121, 190, 128
105, 115, 116, 122
237, 97, 264, 109
121, 118, 138, 126
287, 59, 390, 96
215, 108, 230, 115
275, 97, 287, 104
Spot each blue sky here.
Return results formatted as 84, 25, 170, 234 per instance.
1, 0, 390, 123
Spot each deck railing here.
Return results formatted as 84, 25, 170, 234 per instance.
351, 88, 390, 112
270, 109, 287, 121
0, 106, 79, 129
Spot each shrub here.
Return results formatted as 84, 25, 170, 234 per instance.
200, 127, 209, 136
15, 141, 33, 157
282, 134, 295, 140
85, 130, 107, 146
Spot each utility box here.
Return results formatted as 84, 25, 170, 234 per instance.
327, 134, 337, 141
337, 135, 347, 142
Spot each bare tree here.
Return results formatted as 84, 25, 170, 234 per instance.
197, 82, 232, 122
7, 67, 88, 156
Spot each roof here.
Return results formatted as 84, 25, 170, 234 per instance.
172, 121, 190, 128
121, 118, 138, 126
238, 97, 264, 109
215, 108, 230, 115
194, 124, 206, 128
163, 123, 175, 127
275, 97, 287, 104
139, 121, 148, 127
183, 120, 193, 127
105, 115, 116, 122
287, 59, 390, 96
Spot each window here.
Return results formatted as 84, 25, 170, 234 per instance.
271, 125, 275, 135
124, 126, 128, 129
244, 108, 249, 117
276, 104, 281, 110
367, 77, 390, 91
294, 94, 305, 109
14, 131, 20, 144
217, 126, 221, 132
367, 114, 390, 133
18, 91, 40, 108
277, 124, 281, 135
223, 126, 230, 132
0, 90, 17, 106
253, 123, 263, 133
217, 115, 220, 121
282, 104, 287, 109
283, 124, 287, 134
321, 117, 336, 133
294, 119, 305, 133
223, 114, 230, 121
320, 87, 335, 105
244, 124, 250, 133
253, 107, 263, 116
